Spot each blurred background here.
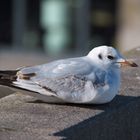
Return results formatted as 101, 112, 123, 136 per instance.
0, 0, 140, 69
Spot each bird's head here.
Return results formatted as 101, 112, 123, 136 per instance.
87, 46, 138, 69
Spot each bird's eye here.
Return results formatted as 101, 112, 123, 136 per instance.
98, 54, 102, 59
107, 55, 115, 60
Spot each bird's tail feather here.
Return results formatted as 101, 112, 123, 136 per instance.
0, 70, 39, 94
0, 70, 37, 90
0, 70, 18, 87
0, 70, 64, 103
0, 70, 44, 93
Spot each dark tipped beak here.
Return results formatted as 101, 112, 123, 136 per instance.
117, 59, 138, 67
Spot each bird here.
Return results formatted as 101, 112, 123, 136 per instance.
0, 46, 138, 104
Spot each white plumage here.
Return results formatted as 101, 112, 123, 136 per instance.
0, 46, 138, 104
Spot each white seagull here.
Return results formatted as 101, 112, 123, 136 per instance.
0, 46, 138, 104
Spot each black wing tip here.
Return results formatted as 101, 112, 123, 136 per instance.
0, 70, 18, 86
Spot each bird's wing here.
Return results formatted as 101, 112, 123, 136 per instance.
12, 57, 106, 102
19, 57, 92, 78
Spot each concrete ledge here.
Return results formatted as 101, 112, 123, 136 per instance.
0, 48, 140, 140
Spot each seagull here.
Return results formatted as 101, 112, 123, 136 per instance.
0, 46, 138, 104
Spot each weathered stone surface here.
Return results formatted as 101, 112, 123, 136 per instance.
0, 48, 140, 140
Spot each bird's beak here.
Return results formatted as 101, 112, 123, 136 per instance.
117, 58, 138, 67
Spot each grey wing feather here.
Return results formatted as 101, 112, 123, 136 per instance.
15, 57, 92, 91
14, 57, 106, 100
20, 57, 92, 78
37, 75, 87, 94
